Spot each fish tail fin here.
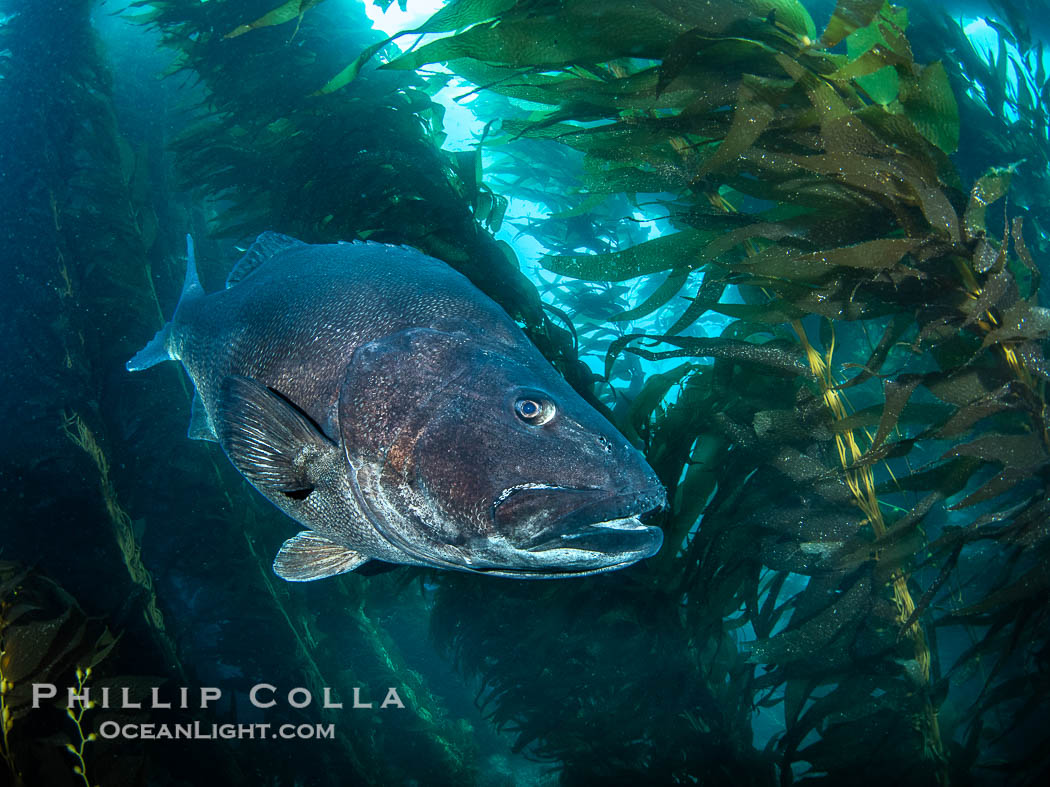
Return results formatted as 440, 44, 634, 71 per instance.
127, 234, 202, 372
126, 323, 172, 371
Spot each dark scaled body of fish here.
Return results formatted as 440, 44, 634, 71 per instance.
128, 233, 664, 581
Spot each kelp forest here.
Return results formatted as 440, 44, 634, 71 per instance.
0, 0, 1048, 785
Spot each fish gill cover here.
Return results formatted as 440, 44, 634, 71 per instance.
0, 0, 1048, 786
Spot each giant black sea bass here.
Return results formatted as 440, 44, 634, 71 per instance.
128, 233, 665, 581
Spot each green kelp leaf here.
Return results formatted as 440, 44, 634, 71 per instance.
898, 541, 963, 634
785, 677, 911, 763
657, 451, 721, 570
624, 363, 697, 436
941, 433, 1048, 507
542, 230, 715, 282
753, 572, 791, 640
547, 193, 610, 220
963, 165, 1014, 241
900, 170, 961, 243
980, 301, 1050, 349
412, 0, 519, 34
782, 151, 908, 203
948, 560, 1050, 618
1011, 217, 1041, 295
610, 269, 690, 322
830, 48, 902, 105
843, 1, 909, 60
763, 446, 854, 505
836, 313, 912, 390
499, 120, 590, 143
696, 89, 776, 180
746, 573, 871, 664
453, 61, 670, 112
749, 506, 862, 544
610, 334, 810, 377
833, 498, 935, 577
901, 62, 960, 154
666, 276, 728, 335
318, 0, 520, 94
794, 710, 920, 776
858, 374, 922, 460
944, 433, 1048, 470
659, 35, 785, 103
316, 37, 396, 95
2, 607, 81, 684
698, 221, 800, 261
838, 4, 909, 105
651, 0, 814, 40
706, 300, 809, 325
224, 0, 323, 39
856, 64, 899, 106
934, 382, 1026, 439
881, 460, 980, 500
581, 161, 692, 194
821, 0, 885, 48
754, 0, 817, 40
385, 4, 684, 71
775, 55, 891, 159
960, 270, 1020, 331
739, 237, 920, 281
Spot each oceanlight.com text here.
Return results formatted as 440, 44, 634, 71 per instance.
96, 721, 335, 741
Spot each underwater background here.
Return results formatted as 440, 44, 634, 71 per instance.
1, 0, 1049, 785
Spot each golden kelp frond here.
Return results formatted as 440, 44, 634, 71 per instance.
61, 411, 184, 683
224, 0, 324, 40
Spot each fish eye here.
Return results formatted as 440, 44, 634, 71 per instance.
514, 396, 555, 425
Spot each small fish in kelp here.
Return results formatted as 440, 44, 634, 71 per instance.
128, 233, 665, 580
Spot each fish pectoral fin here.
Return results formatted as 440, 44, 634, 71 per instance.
273, 531, 368, 582
216, 375, 335, 496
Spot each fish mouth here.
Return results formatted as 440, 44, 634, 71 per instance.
491, 483, 666, 566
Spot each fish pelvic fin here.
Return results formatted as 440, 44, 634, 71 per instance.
127, 234, 202, 372
216, 374, 336, 495
274, 531, 368, 582
187, 390, 218, 442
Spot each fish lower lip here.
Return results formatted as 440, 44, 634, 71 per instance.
469, 561, 636, 578
531, 520, 663, 556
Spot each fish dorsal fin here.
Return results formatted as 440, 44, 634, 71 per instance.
216, 375, 334, 496
273, 531, 368, 582
226, 231, 307, 288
